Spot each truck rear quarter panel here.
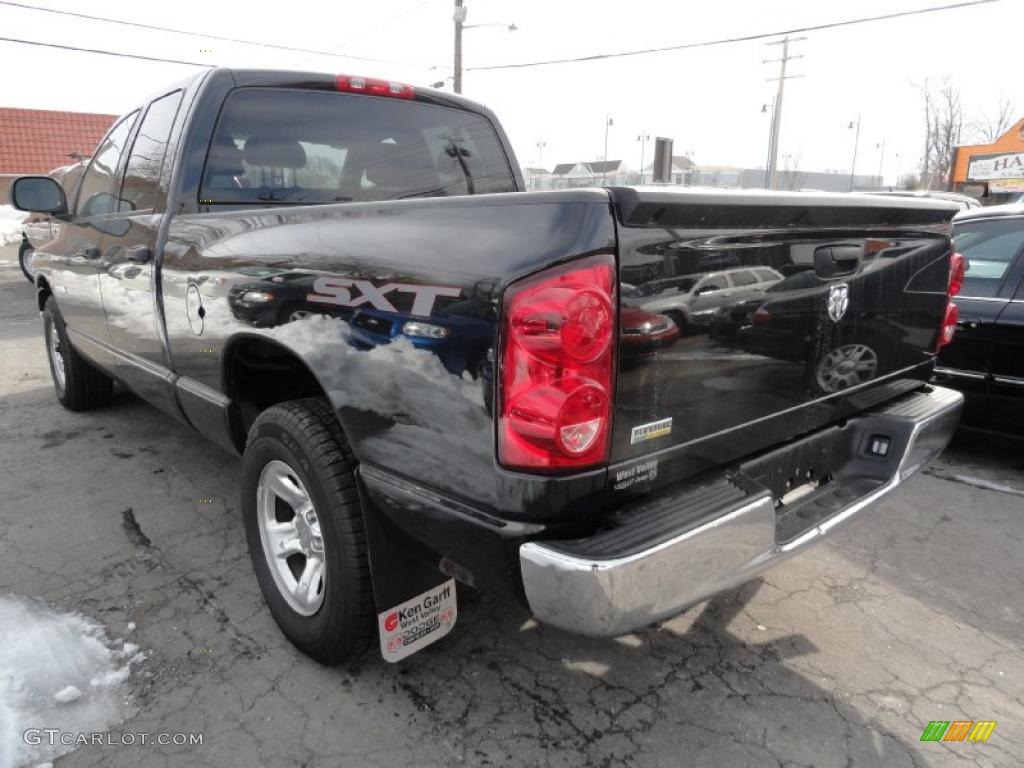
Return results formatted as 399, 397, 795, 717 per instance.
160, 192, 616, 522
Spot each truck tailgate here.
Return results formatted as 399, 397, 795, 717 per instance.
608, 187, 958, 491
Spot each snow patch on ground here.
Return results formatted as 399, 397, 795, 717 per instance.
0, 596, 143, 768
0, 205, 27, 247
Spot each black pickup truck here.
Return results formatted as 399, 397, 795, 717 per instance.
12, 68, 964, 664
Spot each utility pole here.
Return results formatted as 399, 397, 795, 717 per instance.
764, 36, 804, 190
848, 115, 861, 191
453, 0, 465, 94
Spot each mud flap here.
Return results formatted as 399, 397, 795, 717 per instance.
356, 470, 457, 661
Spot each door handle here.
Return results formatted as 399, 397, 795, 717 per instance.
957, 318, 979, 330
814, 244, 862, 278
126, 245, 153, 264
75, 245, 101, 260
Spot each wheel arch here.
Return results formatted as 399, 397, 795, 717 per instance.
220, 332, 352, 455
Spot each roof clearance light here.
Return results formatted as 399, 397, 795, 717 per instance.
336, 74, 414, 99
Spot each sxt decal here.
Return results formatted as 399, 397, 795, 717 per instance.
308, 277, 461, 316
378, 579, 457, 662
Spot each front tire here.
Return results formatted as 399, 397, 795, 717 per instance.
241, 399, 375, 664
43, 297, 114, 411
19, 240, 36, 283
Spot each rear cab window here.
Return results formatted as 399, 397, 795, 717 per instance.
119, 90, 184, 212
200, 88, 517, 206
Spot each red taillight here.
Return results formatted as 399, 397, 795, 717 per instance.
939, 302, 960, 348
336, 74, 414, 99
948, 252, 966, 296
937, 252, 964, 350
752, 307, 771, 325
499, 254, 616, 471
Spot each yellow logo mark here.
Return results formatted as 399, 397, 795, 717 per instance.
968, 721, 997, 742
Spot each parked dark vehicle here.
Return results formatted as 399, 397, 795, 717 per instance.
935, 203, 1024, 434
13, 68, 964, 665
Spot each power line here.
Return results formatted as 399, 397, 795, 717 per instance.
467, 0, 1002, 71
0, 0, 430, 67
0, 35, 213, 67
292, 0, 434, 67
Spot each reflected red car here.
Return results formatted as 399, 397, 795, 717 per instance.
620, 306, 681, 353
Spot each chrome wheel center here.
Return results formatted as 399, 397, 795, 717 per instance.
48, 318, 66, 389
817, 343, 878, 393
256, 460, 326, 616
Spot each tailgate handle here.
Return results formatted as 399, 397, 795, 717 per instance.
814, 244, 862, 278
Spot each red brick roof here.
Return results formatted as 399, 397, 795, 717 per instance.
0, 107, 118, 174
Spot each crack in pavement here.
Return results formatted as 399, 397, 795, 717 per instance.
923, 466, 1024, 498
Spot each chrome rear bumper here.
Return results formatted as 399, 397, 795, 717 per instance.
519, 386, 963, 636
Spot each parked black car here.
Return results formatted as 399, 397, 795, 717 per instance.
935, 203, 1024, 433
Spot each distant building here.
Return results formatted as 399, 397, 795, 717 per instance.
951, 117, 1024, 205
0, 106, 116, 203
530, 160, 637, 190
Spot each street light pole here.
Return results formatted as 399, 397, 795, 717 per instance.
848, 115, 861, 191
764, 35, 804, 190
453, 0, 465, 94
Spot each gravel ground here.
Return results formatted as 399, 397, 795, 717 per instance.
1, 246, 1022, 767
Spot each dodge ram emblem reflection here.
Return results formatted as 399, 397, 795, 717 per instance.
827, 283, 849, 323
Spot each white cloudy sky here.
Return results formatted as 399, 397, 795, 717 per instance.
0, 0, 1019, 184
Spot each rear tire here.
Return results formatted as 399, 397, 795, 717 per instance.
43, 297, 114, 411
241, 398, 375, 664
19, 240, 36, 283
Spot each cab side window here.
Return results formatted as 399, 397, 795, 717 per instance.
120, 91, 183, 212
75, 112, 139, 219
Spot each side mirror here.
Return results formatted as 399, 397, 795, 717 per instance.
11, 176, 67, 215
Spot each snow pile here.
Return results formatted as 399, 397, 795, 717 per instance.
0, 205, 27, 246
0, 597, 144, 768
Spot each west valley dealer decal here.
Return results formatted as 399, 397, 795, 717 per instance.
308, 276, 461, 316
378, 579, 457, 662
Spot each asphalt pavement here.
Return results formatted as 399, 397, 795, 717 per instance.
1, 245, 1022, 768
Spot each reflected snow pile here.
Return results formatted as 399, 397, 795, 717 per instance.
0, 205, 27, 247
276, 313, 484, 417
0, 596, 143, 768
277, 314, 498, 502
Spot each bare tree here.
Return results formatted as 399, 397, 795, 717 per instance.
915, 78, 963, 190
970, 95, 1016, 144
